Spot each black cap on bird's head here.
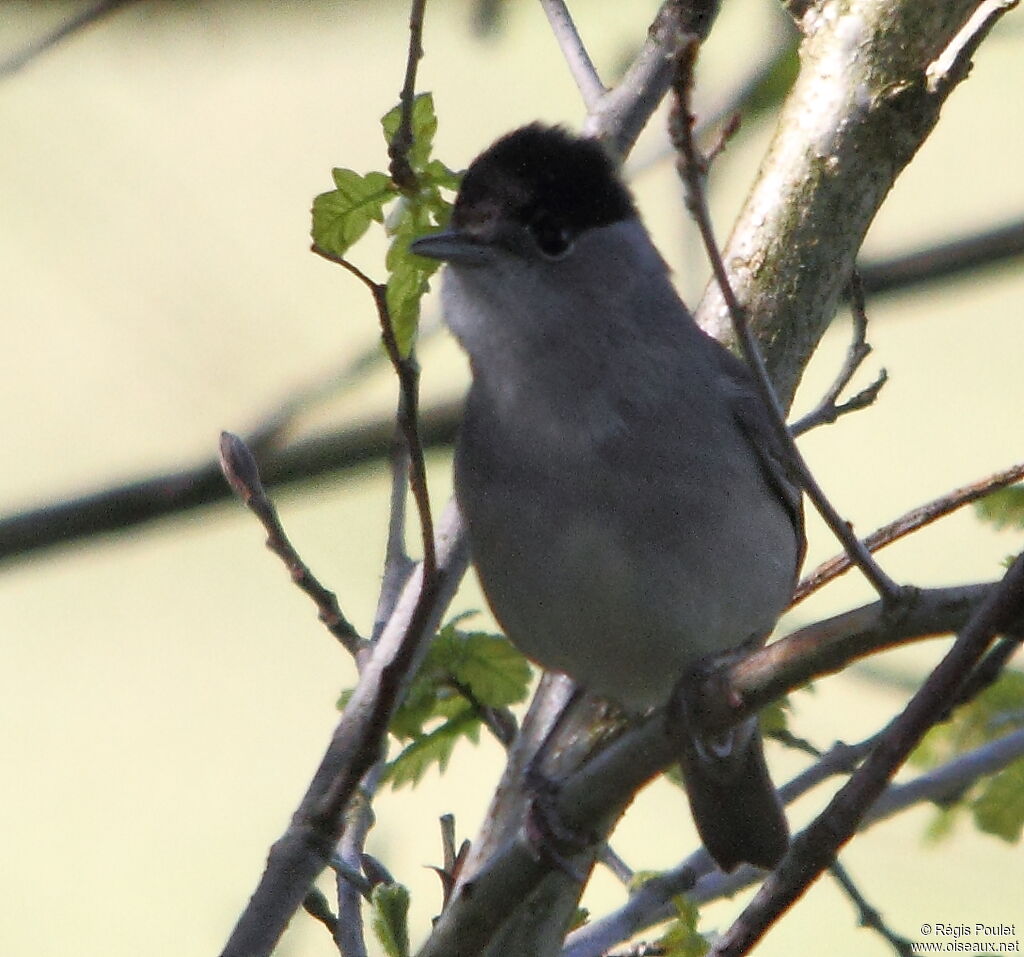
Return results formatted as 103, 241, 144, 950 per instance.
412, 124, 637, 263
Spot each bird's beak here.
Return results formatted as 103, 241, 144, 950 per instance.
410, 229, 494, 266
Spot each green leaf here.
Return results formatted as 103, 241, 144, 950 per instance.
381, 622, 531, 788
381, 93, 439, 172
659, 896, 709, 957
386, 250, 435, 356
422, 157, 462, 191
311, 168, 394, 257
386, 708, 481, 789
975, 486, 1024, 530
370, 883, 410, 957
971, 759, 1024, 843
435, 625, 533, 709
390, 623, 531, 741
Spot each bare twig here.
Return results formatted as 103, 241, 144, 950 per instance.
926, 0, 1020, 96
332, 781, 379, 957
828, 860, 916, 957
709, 552, 1024, 957
0, 0, 140, 77
670, 39, 901, 603
388, 0, 429, 191
310, 247, 437, 581
219, 431, 365, 657
539, 0, 606, 108
790, 273, 888, 436
795, 460, 1024, 602
219, 502, 469, 957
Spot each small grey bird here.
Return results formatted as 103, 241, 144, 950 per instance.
411, 124, 804, 871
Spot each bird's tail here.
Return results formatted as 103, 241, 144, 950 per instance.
674, 715, 789, 872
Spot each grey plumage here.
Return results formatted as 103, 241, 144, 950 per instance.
412, 124, 804, 871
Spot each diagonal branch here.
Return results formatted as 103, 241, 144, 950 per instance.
671, 38, 902, 603
219, 501, 469, 957
709, 551, 1024, 957
563, 727, 1024, 957
694, 0, 1017, 408
219, 431, 365, 657
539, 0, 606, 108
416, 579, 1009, 957
795, 460, 1024, 602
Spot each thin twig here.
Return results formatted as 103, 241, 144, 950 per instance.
565, 728, 1024, 957
828, 860, 916, 957
219, 431, 365, 657
310, 246, 437, 581
790, 272, 888, 436
539, 0, 606, 108
709, 552, 1024, 957
670, 39, 901, 603
388, 0, 429, 192
795, 460, 1024, 603
332, 782, 379, 957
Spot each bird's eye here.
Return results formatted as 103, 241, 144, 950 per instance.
527, 215, 575, 260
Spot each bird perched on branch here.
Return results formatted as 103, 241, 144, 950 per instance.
412, 124, 804, 871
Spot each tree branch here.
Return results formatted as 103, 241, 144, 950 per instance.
671, 38, 902, 603
709, 551, 1024, 957
219, 501, 469, 957
790, 272, 888, 436
795, 460, 1024, 603
0, 398, 461, 565
563, 722, 1024, 957
583, 0, 721, 159
694, 0, 1016, 408
539, 0, 606, 109
218, 431, 365, 657
417, 580, 1010, 957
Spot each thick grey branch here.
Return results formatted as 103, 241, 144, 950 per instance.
220, 502, 469, 957
695, 0, 1012, 407
416, 581, 1005, 957
563, 725, 1024, 957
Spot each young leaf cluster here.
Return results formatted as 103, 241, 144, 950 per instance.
382, 618, 532, 789
911, 670, 1024, 843
310, 93, 459, 354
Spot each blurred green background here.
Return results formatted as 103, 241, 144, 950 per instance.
1, 2, 1022, 955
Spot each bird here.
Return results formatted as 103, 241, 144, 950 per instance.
410, 123, 804, 872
